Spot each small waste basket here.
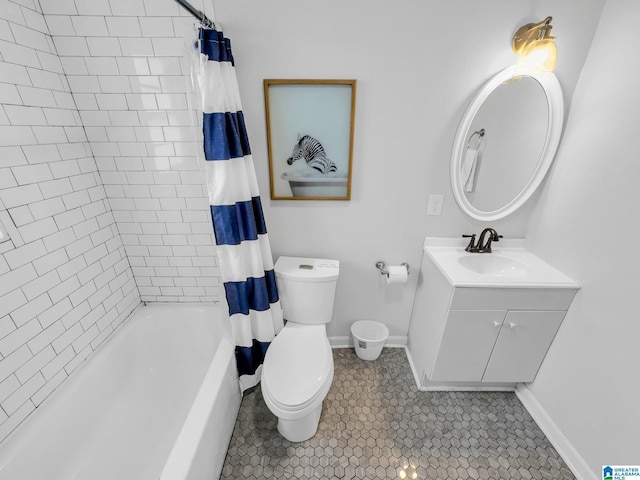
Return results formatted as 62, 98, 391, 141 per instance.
351, 320, 389, 361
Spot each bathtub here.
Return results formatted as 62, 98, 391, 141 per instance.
0, 303, 241, 480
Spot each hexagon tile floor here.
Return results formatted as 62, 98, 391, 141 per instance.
220, 348, 575, 480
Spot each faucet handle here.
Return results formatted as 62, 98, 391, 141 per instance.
483, 233, 503, 253
462, 234, 477, 252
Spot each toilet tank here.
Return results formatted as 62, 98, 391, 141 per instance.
274, 256, 339, 325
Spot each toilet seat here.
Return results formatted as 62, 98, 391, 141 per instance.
262, 324, 334, 419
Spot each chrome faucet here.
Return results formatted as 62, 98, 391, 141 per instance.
462, 228, 503, 253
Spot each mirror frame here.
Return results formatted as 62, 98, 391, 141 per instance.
450, 65, 564, 221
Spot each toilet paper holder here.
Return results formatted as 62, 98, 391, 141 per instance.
375, 261, 409, 277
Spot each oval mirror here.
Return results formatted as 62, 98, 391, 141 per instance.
450, 65, 564, 221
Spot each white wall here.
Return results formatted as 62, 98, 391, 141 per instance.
214, 0, 603, 340
525, 0, 640, 475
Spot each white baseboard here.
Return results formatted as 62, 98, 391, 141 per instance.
420, 385, 516, 392
328, 335, 407, 349
328, 336, 352, 348
515, 384, 596, 480
404, 347, 516, 392
404, 346, 423, 389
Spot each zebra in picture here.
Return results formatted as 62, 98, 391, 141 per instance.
286, 135, 337, 174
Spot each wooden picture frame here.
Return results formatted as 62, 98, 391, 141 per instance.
264, 79, 356, 200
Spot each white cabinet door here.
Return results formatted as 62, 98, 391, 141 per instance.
430, 310, 506, 382
482, 310, 565, 383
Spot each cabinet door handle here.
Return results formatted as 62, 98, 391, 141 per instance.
509, 322, 517, 328
493, 321, 501, 328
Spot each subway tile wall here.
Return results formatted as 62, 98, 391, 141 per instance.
40, 0, 221, 303
0, 0, 220, 443
0, 0, 140, 442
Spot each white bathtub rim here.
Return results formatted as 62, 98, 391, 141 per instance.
159, 335, 240, 480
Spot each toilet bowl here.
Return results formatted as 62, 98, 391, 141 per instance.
262, 324, 334, 442
261, 256, 339, 442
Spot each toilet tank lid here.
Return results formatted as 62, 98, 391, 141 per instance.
274, 256, 339, 282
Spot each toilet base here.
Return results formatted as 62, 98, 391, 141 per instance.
276, 403, 323, 442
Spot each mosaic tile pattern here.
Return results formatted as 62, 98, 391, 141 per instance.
221, 348, 575, 480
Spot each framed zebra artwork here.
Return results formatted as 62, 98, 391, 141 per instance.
264, 79, 356, 200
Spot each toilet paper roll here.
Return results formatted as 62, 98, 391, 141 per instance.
385, 265, 408, 284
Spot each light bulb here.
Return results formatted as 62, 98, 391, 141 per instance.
516, 38, 557, 73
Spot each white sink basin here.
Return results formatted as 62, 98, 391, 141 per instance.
424, 237, 579, 288
457, 255, 529, 278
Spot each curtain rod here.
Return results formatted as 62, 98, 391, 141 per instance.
173, 0, 216, 29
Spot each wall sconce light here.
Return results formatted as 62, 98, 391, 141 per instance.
512, 16, 557, 73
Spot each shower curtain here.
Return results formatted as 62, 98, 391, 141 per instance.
197, 28, 283, 391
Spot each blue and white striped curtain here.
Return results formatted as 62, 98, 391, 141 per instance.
197, 28, 283, 391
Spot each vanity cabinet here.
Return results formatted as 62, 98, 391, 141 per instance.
407, 242, 579, 389
430, 309, 565, 383
430, 310, 505, 382
482, 310, 565, 382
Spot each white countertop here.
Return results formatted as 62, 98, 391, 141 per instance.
423, 237, 580, 288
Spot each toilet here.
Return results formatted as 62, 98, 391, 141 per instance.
261, 256, 339, 442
